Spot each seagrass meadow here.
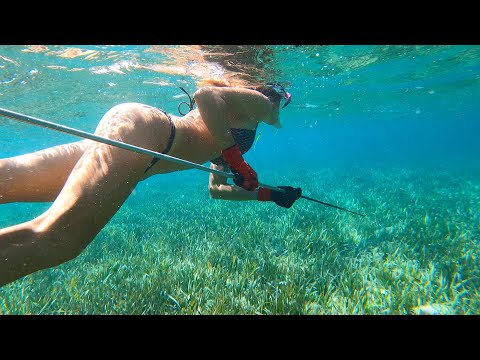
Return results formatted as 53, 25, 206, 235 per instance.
0, 45, 479, 314
1, 166, 478, 315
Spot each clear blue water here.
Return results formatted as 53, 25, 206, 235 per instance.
2, 45, 479, 170
1, 45, 479, 314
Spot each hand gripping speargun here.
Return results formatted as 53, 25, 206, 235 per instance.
0, 107, 365, 217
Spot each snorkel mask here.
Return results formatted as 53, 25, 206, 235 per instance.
266, 82, 292, 108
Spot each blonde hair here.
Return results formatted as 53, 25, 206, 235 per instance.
142, 45, 275, 89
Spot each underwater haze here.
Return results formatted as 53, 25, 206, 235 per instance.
0, 45, 479, 314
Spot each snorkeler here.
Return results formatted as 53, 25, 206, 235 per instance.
0, 79, 301, 287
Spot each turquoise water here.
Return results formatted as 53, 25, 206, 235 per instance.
0, 45, 479, 314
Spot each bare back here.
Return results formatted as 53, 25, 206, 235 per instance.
143, 86, 275, 177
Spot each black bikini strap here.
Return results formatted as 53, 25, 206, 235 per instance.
162, 111, 175, 155
143, 111, 175, 174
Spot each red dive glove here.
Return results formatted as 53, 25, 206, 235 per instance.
258, 186, 302, 208
222, 144, 258, 191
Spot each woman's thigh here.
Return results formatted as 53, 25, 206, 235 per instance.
0, 140, 90, 203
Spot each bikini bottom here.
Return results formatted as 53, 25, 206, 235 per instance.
143, 110, 175, 174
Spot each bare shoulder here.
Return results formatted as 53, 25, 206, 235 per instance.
196, 86, 266, 102
195, 86, 273, 123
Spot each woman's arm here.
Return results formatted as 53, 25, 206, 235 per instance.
195, 86, 276, 192
208, 163, 259, 201
208, 162, 303, 208
194, 86, 277, 148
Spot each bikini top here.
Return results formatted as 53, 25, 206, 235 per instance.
210, 125, 258, 168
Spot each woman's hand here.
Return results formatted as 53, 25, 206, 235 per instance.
258, 186, 302, 208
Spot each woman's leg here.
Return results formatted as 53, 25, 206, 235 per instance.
0, 140, 90, 204
0, 103, 172, 287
